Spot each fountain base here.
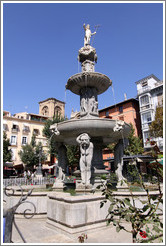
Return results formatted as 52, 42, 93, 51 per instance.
52, 181, 66, 191
46, 192, 110, 236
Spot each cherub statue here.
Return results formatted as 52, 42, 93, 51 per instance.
76, 133, 94, 185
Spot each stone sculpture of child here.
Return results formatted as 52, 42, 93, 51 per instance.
76, 133, 94, 185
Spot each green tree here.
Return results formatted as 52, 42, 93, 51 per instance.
149, 105, 163, 138
43, 114, 79, 168
3, 132, 12, 164
42, 114, 67, 157
67, 145, 80, 168
19, 135, 47, 170
125, 124, 144, 155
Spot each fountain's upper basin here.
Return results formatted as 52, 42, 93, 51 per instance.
52, 118, 131, 145
66, 72, 112, 95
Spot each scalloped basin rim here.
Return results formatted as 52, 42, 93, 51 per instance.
67, 72, 111, 80
53, 118, 131, 144
66, 72, 112, 95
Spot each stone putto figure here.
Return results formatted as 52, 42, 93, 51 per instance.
56, 166, 65, 182
83, 23, 96, 46
55, 142, 68, 172
113, 120, 125, 132
50, 123, 60, 135
76, 133, 94, 185
114, 139, 129, 185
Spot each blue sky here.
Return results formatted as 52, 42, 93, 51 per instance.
3, 2, 163, 118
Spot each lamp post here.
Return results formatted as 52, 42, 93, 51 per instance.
36, 146, 43, 178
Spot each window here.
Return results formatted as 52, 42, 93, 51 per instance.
33, 129, 40, 135
12, 122, 19, 132
119, 106, 123, 113
54, 106, 61, 116
10, 136, 17, 145
142, 81, 148, 87
140, 95, 149, 106
22, 136, 27, 145
144, 132, 150, 142
3, 124, 7, 131
142, 112, 152, 124
23, 124, 30, 133
42, 106, 49, 116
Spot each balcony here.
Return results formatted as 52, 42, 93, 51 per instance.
142, 122, 151, 129
137, 86, 151, 95
22, 129, 30, 134
140, 104, 154, 112
11, 128, 19, 133
10, 142, 17, 146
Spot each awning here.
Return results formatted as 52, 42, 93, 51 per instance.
4, 162, 14, 167
42, 164, 56, 169
13, 163, 24, 169
150, 159, 163, 165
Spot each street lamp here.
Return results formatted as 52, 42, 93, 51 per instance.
36, 146, 43, 177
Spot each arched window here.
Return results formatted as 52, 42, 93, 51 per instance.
54, 106, 61, 117
41, 106, 49, 116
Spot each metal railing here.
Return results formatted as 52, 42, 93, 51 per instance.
3, 184, 36, 243
3, 177, 55, 187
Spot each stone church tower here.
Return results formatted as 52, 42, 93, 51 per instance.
39, 98, 65, 118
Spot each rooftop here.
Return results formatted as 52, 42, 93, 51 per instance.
135, 74, 160, 85
99, 98, 139, 112
38, 97, 65, 104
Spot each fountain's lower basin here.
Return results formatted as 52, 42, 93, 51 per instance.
53, 118, 130, 145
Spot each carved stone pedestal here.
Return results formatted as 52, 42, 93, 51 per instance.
75, 180, 93, 193
52, 181, 66, 191
116, 181, 129, 192
74, 168, 109, 192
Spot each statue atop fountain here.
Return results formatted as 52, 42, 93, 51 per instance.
83, 23, 96, 46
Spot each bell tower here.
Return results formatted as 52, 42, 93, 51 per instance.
39, 98, 65, 118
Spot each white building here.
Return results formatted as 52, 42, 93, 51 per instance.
135, 74, 163, 150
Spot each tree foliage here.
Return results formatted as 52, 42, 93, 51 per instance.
42, 114, 67, 156
67, 145, 80, 168
124, 124, 144, 155
3, 131, 12, 164
18, 135, 47, 170
43, 114, 79, 168
149, 105, 163, 138
99, 161, 163, 243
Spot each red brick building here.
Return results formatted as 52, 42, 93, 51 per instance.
99, 98, 142, 166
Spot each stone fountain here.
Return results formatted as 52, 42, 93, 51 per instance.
47, 24, 131, 237
50, 23, 131, 192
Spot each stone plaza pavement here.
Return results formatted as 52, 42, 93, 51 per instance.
12, 217, 133, 244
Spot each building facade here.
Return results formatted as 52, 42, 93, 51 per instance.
135, 74, 163, 150
3, 98, 65, 170
99, 98, 142, 137
99, 98, 142, 165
